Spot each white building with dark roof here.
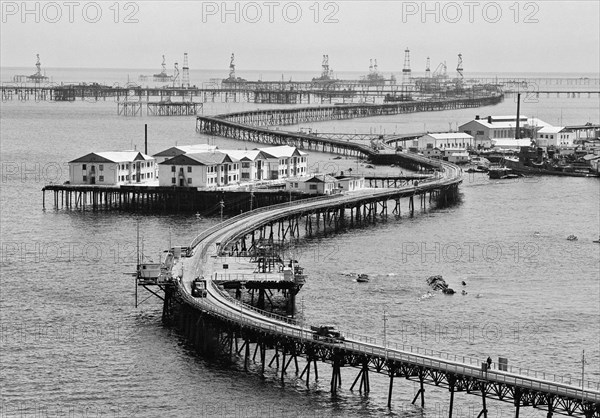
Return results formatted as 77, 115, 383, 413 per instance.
68, 151, 156, 185
459, 115, 551, 149
285, 174, 339, 195
259, 145, 308, 179
223, 149, 272, 182
158, 151, 238, 188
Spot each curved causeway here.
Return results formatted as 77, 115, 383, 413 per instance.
166, 112, 599, 417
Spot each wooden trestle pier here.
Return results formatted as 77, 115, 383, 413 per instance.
199, 94, 504, 127
136, 100, 598, 416
196, 96, 503, 171
41, 185, 313, 214
159, 168, 599, 418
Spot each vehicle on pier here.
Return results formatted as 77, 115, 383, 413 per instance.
191, 277, 208, 297
311, 325, 345, 343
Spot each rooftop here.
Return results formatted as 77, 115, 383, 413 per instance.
425, 132, 474, 140
70, 151, 153, 164
153, 144, 217, 157
159, 151, 232, 166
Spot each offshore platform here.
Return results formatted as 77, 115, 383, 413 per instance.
12, 54, 49, 83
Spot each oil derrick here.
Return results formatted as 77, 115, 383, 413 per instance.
456, 53, 464, 80
229, 53, 236, 79
153, 55, 172, 82
34, 54, 42, 76
321, 54, 332, 79
402, 48, 412, 84
160, 55, 167, 75
172, 62, 180, 88
425, 57, 431, 78
182, 53, 190, 88
28, 54, 48, 82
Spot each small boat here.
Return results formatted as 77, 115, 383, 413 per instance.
356, 274, 369, 283
567, 235, 578, 241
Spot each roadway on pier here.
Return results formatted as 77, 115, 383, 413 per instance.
172, 161, 599, 414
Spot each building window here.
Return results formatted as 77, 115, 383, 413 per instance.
242, 173, 250, 179
242, 162, 250, 168
309, 184, 317, 190
99, 164, 103, 171
83, 175, 87, 181
187, 178, 192, 184
171, 178, 176, 184
126, 175, 129, 180
171, 166, 176, 172
99, 175, 104, 182
187, 166, 192, 173
82, 164, 87, 170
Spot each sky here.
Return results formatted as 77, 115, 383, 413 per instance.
1, 0, 599, 74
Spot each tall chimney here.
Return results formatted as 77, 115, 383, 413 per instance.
515, 93, 521, 139
144, 124, 148, 154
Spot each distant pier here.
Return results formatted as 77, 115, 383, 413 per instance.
117, 100, 202, 116
2, 76, 597, 104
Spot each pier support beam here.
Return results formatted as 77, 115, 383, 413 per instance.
477, 383, 488, 418
387, 368, 395, 408
448, 376, 456, 418
412, 368, 426, 407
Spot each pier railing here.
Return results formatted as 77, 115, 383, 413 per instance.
180, 277, 600, 400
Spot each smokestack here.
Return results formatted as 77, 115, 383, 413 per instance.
515, 93, 521, 139
144, 124, 148, 154
475, 115, 479, 120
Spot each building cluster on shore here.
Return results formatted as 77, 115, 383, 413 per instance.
411, 115, 600, 173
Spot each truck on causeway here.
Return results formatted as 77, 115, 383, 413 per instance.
311, 325, 345, 343
191, 277, 208, 298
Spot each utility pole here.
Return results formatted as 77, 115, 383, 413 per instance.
582, 350, 587, 392
219, 199, 224, 222
250, 190, 254, 211
383, 309, 388, 360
